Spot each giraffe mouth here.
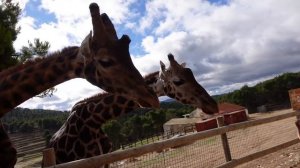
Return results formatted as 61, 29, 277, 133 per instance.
138, 99, 152, 108
137, 98, 159, 108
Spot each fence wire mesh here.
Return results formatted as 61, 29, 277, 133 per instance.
110, 135, 225, 168
228, 117, 297, 160
105, 113, 298, 168
48, 111, 299, 168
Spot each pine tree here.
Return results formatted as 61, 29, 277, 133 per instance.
0, 0, 21, 71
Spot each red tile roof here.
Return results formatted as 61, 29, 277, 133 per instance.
218, 102, 246, 114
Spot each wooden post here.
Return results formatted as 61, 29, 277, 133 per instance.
217, 116, 232, 162
43, 148, 56, 167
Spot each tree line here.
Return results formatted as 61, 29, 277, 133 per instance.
2, 107, 68, 133
215, 72, 300, 112
1, 102, 194, 148
102, 102, 194, 149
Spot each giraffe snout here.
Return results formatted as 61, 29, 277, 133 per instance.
136, 86, 160, 108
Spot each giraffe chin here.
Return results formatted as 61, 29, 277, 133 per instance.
137, 98, 159, 108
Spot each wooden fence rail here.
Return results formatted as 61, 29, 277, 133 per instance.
45, 110, 300, 168
217, 138, 299, 168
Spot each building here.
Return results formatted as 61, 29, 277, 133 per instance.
163, 118, 200, 137
218, 102, 248, 115
164, 102, 249, 134
289, 88, 300, 110
195, 102, 248, 132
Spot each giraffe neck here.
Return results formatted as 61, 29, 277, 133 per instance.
0, 46, 84, 117
73, 93, 140, 126
50, 70, 171, 163
49, 93, 139, 163
0, 121, 16, 168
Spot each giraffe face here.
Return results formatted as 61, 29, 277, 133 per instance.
159, 54, 218, 114
80, 3, 159, 108
144, 72, 165, 97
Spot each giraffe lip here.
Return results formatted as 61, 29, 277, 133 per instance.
138, 97, 160, 108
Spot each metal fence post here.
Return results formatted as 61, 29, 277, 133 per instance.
217, 116, 232, 162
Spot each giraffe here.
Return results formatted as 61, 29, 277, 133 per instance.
48, 54, 219, 164
160, 53, 218, 115
0, 3, 159, 167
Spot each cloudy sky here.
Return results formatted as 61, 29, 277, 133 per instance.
8, 0, 300, 111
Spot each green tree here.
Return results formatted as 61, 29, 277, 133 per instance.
19, 38, 50, 62
216, 72, 300, 113
148, 110, 166, 131
0, 0, 21, 71
43, 130, 52, 146
102, 120, 124, 149
0, 1, 56, 97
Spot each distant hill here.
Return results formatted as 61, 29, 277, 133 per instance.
161, 98, 176, 103
215, 72, 300, 112
2, 107, 68, 133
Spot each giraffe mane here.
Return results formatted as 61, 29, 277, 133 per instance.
73, 92, 111, 107
144, 71, 160, 85
143, 71, 159, 79
0, 60, 40, 79
0, 46, 79, 80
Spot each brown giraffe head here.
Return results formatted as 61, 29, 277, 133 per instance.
159, 54, 218, 114
79, 3, 159, 108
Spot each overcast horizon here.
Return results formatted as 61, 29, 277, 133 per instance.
6, 0, 300, 111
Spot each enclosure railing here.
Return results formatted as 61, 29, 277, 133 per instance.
44, 110, 300, 168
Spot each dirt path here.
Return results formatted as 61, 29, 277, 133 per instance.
238, 143, 300, 168
16, 153, 42, 168
237, 109, 300, 168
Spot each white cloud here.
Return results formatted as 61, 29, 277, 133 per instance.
133, 0, 300, 93
40, 0, 137, 24
14, 15, 73, 51
14, 0, 137, 51
12, 0, 30, 9
20, 79, 102, 110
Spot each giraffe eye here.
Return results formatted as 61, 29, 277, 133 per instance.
98, 59, 115, 68
173, 79, 185, 86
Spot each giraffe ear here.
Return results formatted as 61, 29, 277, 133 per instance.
79, 31, 93, 58
181, 62, 186, 68
160, 61, 166, 72
159, 61, 167, 80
